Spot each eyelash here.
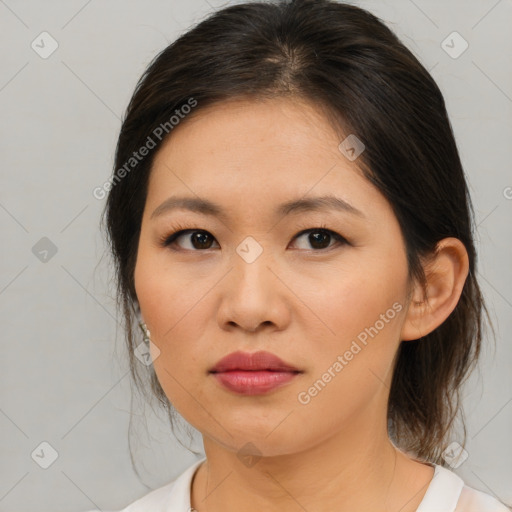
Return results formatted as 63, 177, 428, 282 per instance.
157, 221, 349, 252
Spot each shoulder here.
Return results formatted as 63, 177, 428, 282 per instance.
83, 457, 205, 512
455, 485, 511, 512
122, 480, 179, 511
81, 480, 177, 512
417, 463, 510, 512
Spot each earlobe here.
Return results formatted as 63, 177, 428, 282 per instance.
400, 237, 469, 342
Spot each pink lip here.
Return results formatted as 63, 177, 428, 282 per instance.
210, 350, 300, 372
209, 350, 301, 395
212, 370, 299, 395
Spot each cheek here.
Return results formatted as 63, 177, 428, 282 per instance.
292, 284, 404, 435
146, 305, 209, 427
134, 242, 197, 336
295, 255, 406, 343
135, 260, 213, 417
294, 258, 406, 400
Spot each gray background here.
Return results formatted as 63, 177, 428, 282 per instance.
1, 0, 511, 510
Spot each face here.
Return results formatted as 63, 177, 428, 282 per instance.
134, 97, 413, 456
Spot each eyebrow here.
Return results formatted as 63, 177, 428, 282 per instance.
150, 194, 365, 221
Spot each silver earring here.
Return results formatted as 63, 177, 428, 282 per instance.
138, 321, 151, 342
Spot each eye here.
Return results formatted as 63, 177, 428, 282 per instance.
160, 228, 220, 251
158, 223, 348, 252
290, 227, 347, 251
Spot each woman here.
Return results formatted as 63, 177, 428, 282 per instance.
94, 0, 511, 510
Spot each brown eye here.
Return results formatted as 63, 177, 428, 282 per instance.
163, 230, 219, 250
291, 228, 347, 251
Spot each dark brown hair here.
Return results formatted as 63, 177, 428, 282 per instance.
101, 0, 493, 468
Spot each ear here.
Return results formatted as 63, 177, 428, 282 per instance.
400, 237, 469, 342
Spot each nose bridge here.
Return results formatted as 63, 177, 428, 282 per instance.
217, 235, 280, 327
216, 232, 293, 333
232, 234, 274, 294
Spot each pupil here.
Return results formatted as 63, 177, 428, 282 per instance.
310, 231, 330, 249
193, 232, 212, 249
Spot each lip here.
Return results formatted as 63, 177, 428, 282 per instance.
209, 351, 302, 395
210, 350, 300, 373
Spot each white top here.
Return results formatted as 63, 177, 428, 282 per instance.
87, 457, 510, 512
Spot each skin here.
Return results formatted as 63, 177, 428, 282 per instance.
134, 96, 469, 512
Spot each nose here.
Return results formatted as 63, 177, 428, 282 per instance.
216, 248, 291, 334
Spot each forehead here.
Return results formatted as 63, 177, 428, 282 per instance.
155, 96, 342, 161
147, 97, 388, 225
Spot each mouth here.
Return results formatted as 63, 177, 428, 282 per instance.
209, 350, 302, 395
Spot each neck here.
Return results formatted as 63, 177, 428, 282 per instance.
191, 413, 434, 512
